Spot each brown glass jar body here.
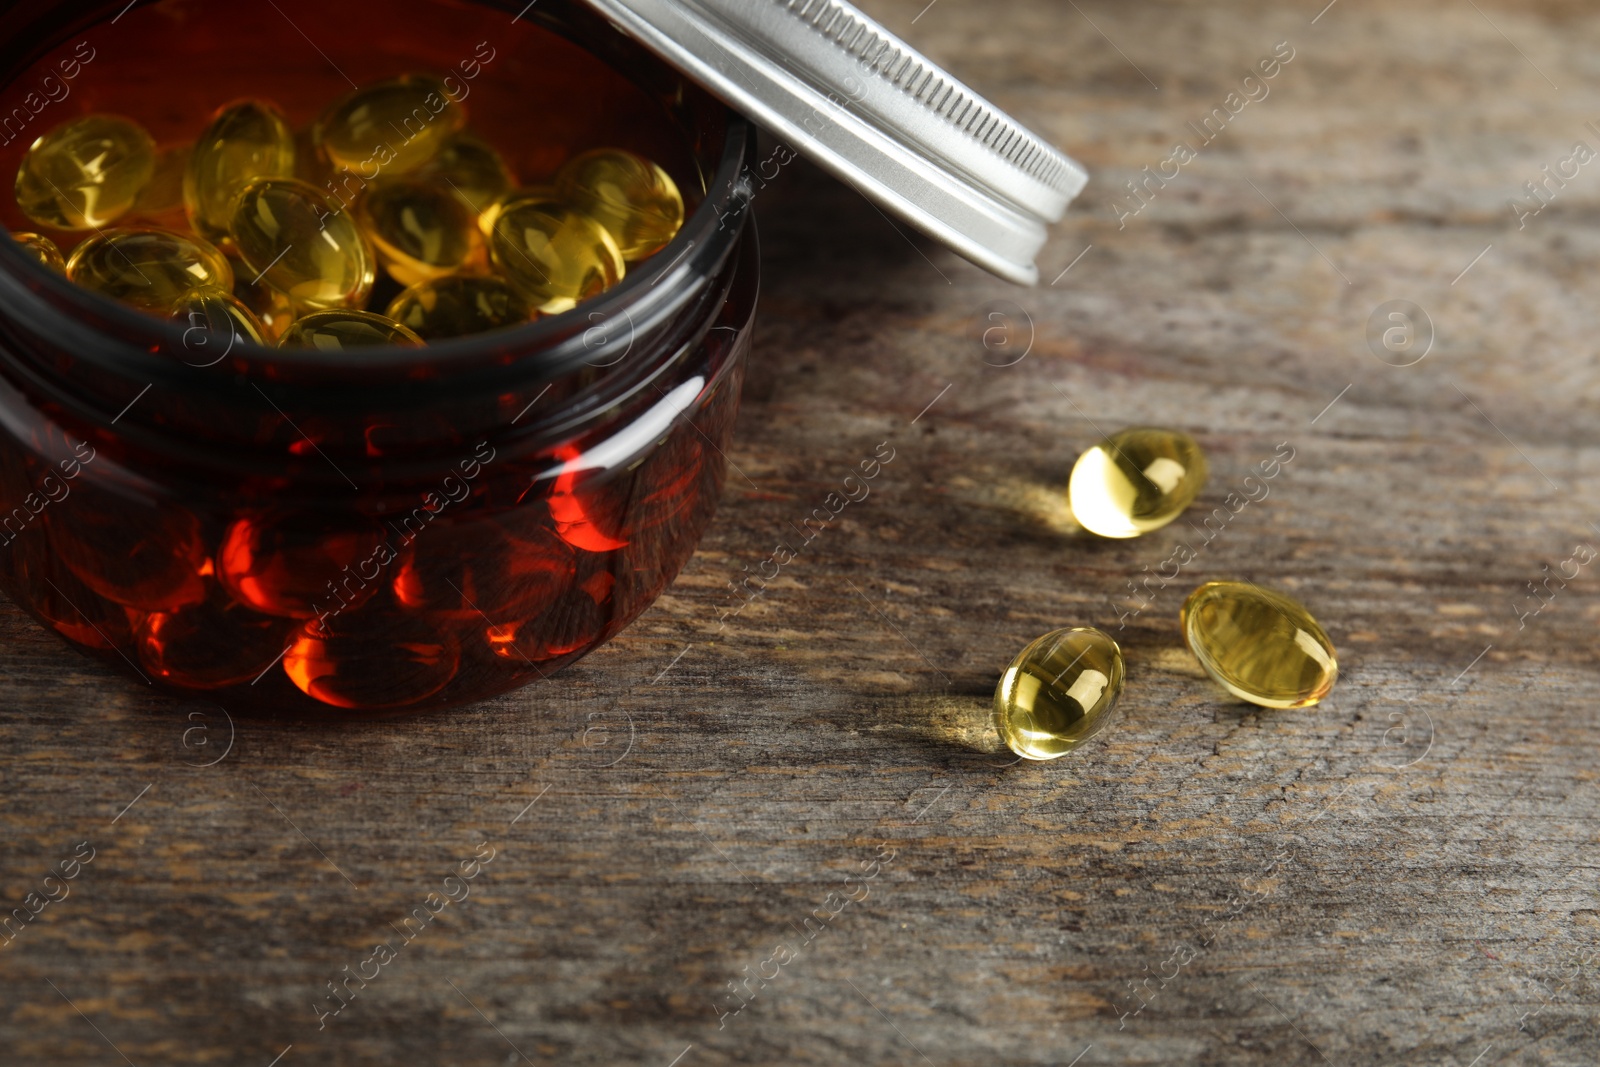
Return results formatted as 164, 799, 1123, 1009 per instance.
0, 0, 757, 714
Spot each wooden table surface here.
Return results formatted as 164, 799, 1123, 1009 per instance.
5, 1, 1600, 1064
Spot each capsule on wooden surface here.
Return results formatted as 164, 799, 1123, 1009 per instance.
1068, 427, 1208, 539
994, 627, 1125, 760
1181, 581, 1338, 709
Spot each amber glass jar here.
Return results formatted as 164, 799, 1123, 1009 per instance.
0, 0, 755, 713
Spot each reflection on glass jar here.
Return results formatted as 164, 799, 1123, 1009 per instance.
10, 533, 137, 652
284, 607, 464, 710
137, 588, 291, 690
218, 510, 396, 620
391, 517, 576, 622
47, 487, 209, 612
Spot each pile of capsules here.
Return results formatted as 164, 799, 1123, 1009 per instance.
994, 427, 1338, 761
8, 74, 685, 347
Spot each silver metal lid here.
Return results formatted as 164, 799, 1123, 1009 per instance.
583, 0, 1088, 284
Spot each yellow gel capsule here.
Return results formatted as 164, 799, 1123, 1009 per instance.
13, 232, 66, 273
229, 178, 374, 311
489, 197, 623, 315
1181, 581, 1337, 709
67, 227, 233, 314
232, 275, 297, 343
994, 627, 1125, 761
184, 100, 296, 244
171, 285, 265, 363
555, 148, 684, 260
387, 274, 532, 340
356, 178, 483, 287
15, 114, 156, 230
1068, 426, 1208, 539
279, 309, 424, 350
314, 75, 466, 177
423, 133, 512, 216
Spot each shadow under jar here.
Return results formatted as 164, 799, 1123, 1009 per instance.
0, 0, 756, 714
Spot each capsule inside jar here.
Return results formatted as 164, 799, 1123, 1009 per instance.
421, 132, 512, 217
313, 75, 467, 176
184, 99, 297, 244
229, 178, 375, 311
67, 227, 233, 313
12, 232, 66, 273
279, 309, 424, 349
555, 148, 685, 261
489, 195, 624, 315
355, 177, 484, 287
386, 274, 531, 340
170, 285, 266, 362
15, 114, 156, 230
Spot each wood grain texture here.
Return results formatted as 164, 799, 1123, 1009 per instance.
4, 1, 1600, 1064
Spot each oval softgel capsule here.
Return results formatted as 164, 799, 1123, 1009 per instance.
184, 100, 296, 244
994, 626, 1126, 760
1181, 581, 1337, 709
229, 178, 375, 312
1069, 427, 1208, 539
